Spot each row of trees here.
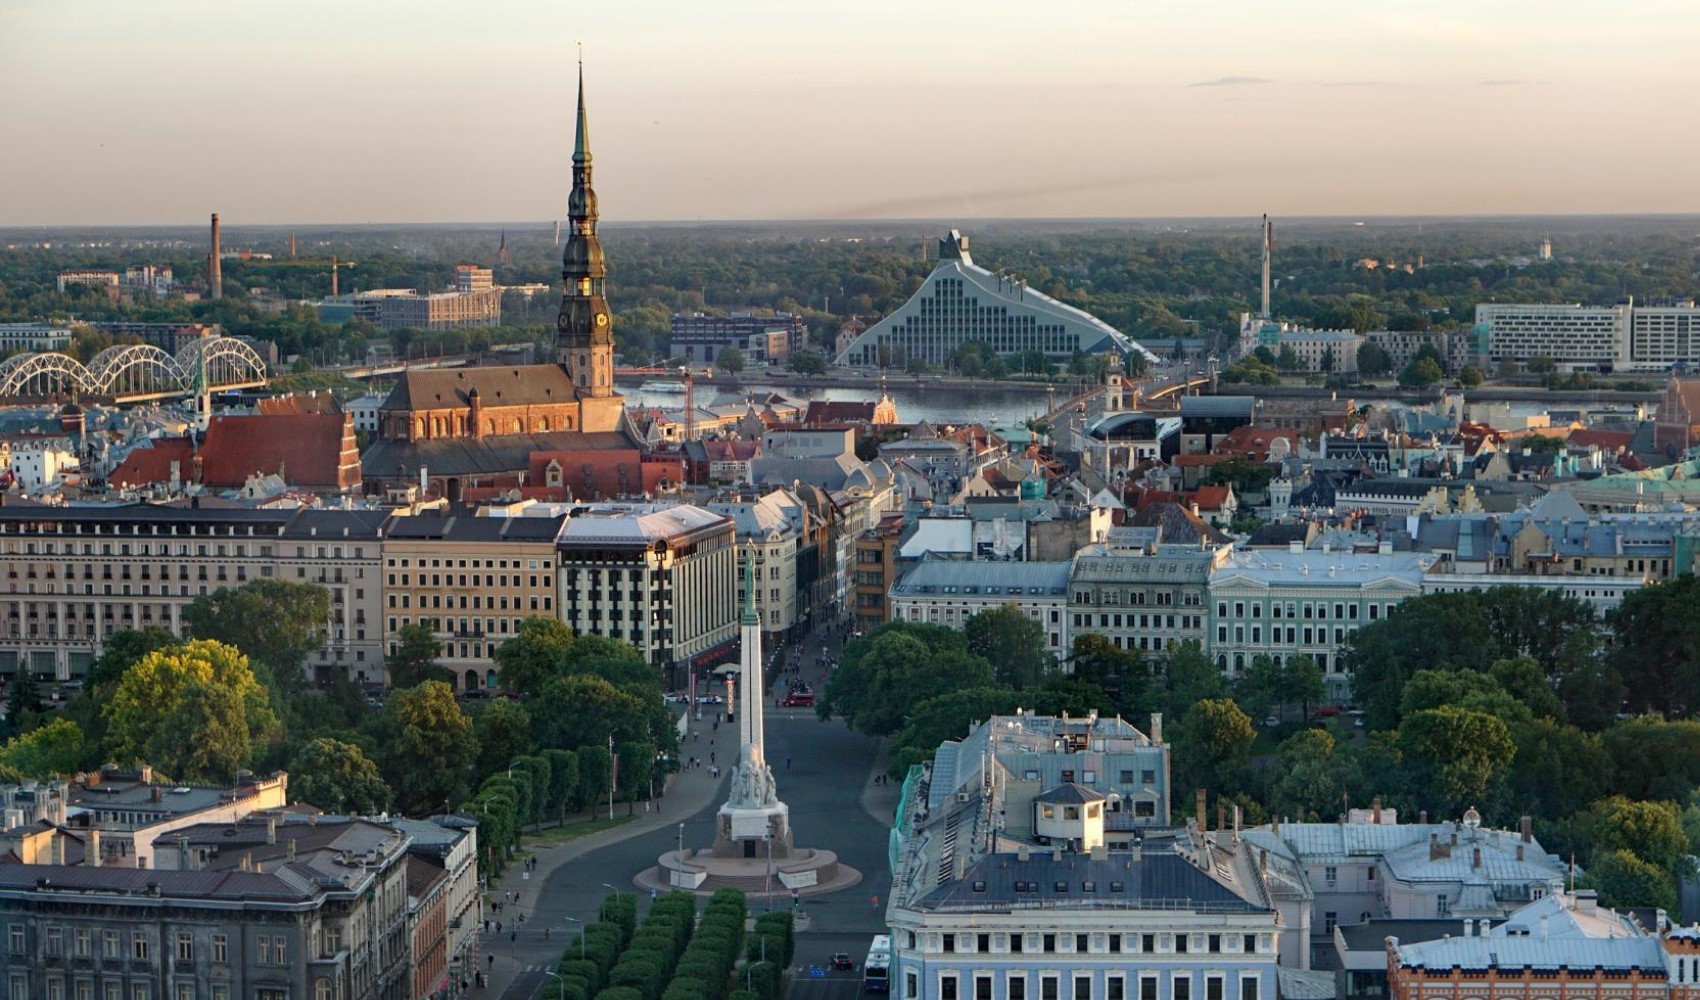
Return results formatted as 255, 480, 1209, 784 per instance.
0, 580, 679, 878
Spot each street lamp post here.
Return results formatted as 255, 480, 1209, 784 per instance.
764, 833, 773, 911
559, 918, 585, 960
544, 970, 565, 1000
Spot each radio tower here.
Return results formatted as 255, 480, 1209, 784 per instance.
683, 366, 696, 441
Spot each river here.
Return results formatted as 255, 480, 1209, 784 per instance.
624, 380, 1057, 427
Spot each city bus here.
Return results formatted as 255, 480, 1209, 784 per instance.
863, 934, 892, 992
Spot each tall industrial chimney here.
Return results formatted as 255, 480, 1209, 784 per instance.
209, 213, 223, 300
1259, 214, 1271, 320
331, 254, 339, 297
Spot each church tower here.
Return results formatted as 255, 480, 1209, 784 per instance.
557, 58, 615, 400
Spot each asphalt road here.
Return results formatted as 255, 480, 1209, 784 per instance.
498, 639, 896, 1000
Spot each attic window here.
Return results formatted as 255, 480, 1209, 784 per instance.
1082, 880, 1097, 892
1054, 881, 1068, 893
971, 880, 987, 892
1109, 881, 1125, 892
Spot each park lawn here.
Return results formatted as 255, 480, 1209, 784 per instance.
523, 815, 636, 848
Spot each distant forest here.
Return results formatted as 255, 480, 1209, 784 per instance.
3, 216, 1698, 367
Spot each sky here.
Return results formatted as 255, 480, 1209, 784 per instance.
4, 0, 1699, 226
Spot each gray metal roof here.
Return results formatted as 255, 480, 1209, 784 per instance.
916, 848, 1266, 913
891, 559, 1070, 597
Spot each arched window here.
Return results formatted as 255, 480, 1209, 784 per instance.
1233, 653, 1245, 672
538, 416, 551, 432
512, 419, 523, 434
316, 979, 332, 1000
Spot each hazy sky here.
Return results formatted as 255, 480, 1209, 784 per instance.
4, 0, 1699, 225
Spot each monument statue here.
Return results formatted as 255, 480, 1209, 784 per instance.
714, 547, 790, 855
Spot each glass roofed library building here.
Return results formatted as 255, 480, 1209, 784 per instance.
836, 231, 1158, 369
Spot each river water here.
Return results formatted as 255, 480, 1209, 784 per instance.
625, 381, 1056, 427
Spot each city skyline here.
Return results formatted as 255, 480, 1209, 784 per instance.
4, 0, 1699, 226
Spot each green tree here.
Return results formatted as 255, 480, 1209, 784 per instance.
1284, 656, 1326, 719
1458, 365, 1484, 387
104, 639, 278, 782
0, 718, 84, 778
388, 623, 450, 688
1600, 717, 1700, 802
289, 737, 393, 814
1396, 706, 1515, 816
1356, 342, 1392, 377
886, 686, 1018, 777
819, 624, 994, 737
1069, 635, 1149, 718
530, 674, 654, 752
1504, 718, 1610, 821
965, 604, 1050, 691
1157, 641, 1225, 721
1525, 354, 1557, 375
1397, 356, 1444, 387
183, 580, 331, 690
495, 616, 577, 697
475, 697, 536, 781
787, 350, 826, 375
1235, 655, 1285, 720
1269, 727, 1358, 822
380, 681, 476, 816
714, 347, 745, 374
1589, 796, 1692, 875
1174, 698, 1255, 793
1581, 849, 1677, 911
1609, 575, 1700, 716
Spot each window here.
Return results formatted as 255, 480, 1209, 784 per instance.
1075, 978, 1092, 1000
258, 937, 269, 964
1176, 935, 1189, 954
1140, 981, 1158, 1000
1324, 912, 1338, 933
942, 933, 955, 953
1141, 934, 1155, 954
1323, 865, 1337, 883
132, 932, 150, 960
46, 927, 62, 955
211, 935, 227, 964
977, 933, 989, 954
1076, 934, 1089, 953
103, 932, 120, 959
316, 981, 332, 1000
907, 973, 919, 1000
135, 987, 152, 1000
941, 977, 959, 1000
74, 929, 90, 957
1208, 934, 1221, 953
176, 986, 195, 1000
1109, 934, 1122, 953
1207, 978, 1223, 1000
176, 933, 193, 961
1108, 979, 1125, 1000
1174, 978, 1190, 1000
1011, 934, 1024, 953
1042, 977, 1059, 1000
1043, 933, 1056, 953
1242, 935, 1256, 954
977, 977, 993, 1000
8, 924, 22, 954
1010, 978, 1028, 1000
1240, 981, 1258, 1000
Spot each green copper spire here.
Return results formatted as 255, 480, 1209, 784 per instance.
573, 55, 591, 165
741, 547, 759, 627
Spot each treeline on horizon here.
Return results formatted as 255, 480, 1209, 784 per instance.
3, 219, 1698, 369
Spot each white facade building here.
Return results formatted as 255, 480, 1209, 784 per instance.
889, 559, 1071, 655
1206, 548, 1435, 691
1475, 299, 1700, 372
706, 489, 806, 637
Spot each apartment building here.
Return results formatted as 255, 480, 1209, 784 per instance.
554, 503, 737, 684
852, 513, 904, 633
706, 489, 807, 640
1068, 528, 1229, 659
382, 513, 566, 692
1206, 548, 1434, 694
0, 506, 386, 686
888, 558, 1071, 655
0, 815, 413, 1000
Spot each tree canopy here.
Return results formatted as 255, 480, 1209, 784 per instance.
103, 640, 278, 783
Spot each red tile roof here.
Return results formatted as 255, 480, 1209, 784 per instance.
526, 449, 684, 499
1191, 485, 1234, 510
803, 401, 876, 425
258, 393, 342, 416
1566, 429, 1634, 451
110, 438, 195, 488
1214, 424, 1300, 459
198, 413, 360, 491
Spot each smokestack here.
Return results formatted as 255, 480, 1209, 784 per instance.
331, 254, 339, 297
209, 213, 223, 300
290, 232, 297, 258
1259, 214, 1271, 320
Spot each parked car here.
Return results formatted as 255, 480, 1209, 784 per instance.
1314, 705, 1340, 718
1262, 715, 1280, 728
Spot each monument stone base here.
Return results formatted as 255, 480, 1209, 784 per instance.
713, 802, 792, 858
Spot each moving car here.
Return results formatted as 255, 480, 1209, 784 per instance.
832, 953, 855, 971
782, 691, 815, 707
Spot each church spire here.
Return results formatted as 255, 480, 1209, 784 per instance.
557, 52, 614, 397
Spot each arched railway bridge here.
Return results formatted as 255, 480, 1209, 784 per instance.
0, 338, 268, 404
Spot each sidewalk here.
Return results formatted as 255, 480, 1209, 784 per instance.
481, 709, 735, 999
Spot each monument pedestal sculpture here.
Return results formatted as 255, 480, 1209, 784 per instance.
642, 549, 855, 897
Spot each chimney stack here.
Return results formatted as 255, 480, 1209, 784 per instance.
1472, 847, 1482, 870
1463, 918, 1474, 937
1149, 712, 1163, 745
1520, 815, 1532, 843
1372, 796, 1383, 824
331, 254, 339, 297
209, 213, 222, 300
87, 829, 101, 868
1419, 810, 1428, 824
1196, 789, 1207, 831
1232, 805, 1242, 844
1217, 800, 1226, 833
266, 816, 277, 846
